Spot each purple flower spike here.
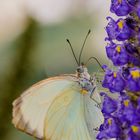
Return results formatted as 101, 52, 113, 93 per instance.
116, 18, 132, 41
106, 17, 132, 41
126, 68, 140, 92
110, 0, 131, 16
102, 94, 117, 115
102, 70, 126, 92
97, 117, 122, 139
137, 7, 140, 18
127, 0, 138, 6
106, 43, 129, 66
127, 123, 140, 139
99, 0, 140, 139
125, 17, 138, 30
106, 17, 118, 40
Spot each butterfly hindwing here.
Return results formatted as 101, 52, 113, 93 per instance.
44, 84, 93, 140
84, 94, 104, 138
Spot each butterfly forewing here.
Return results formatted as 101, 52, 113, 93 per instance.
12, 76, 78, 139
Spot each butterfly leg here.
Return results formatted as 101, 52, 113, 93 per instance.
90, 87, 101, 109
93, 127, 99, 132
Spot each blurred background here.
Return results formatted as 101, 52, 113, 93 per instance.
0, 0, 112, 140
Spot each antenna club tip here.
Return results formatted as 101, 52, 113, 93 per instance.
88, 29, 91, 34
66, 39, 70, 42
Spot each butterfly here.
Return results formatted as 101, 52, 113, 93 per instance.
12, 30, 104, 140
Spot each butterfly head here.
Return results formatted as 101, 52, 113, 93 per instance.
76, 63, 85, 73
76, 63, 90, 80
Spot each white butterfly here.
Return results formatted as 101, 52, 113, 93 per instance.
12, 30, 104, 140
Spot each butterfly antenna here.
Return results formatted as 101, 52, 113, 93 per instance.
66, 39, 79, 66
79, 29, 91, 65
85, 57, 105, 72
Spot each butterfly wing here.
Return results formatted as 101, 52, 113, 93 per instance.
12, 76, 77, 139
84, 94, 104, 138
12, 76, 96, 140
44, 81, 91, 140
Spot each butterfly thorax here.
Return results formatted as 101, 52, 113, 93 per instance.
76, 65, 95, 94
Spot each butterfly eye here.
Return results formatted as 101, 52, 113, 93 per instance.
77, 67, 84, 73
